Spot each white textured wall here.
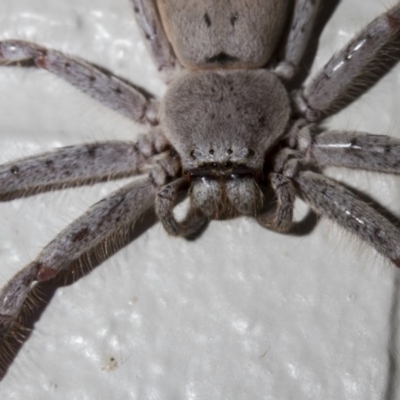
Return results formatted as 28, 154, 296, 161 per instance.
0, 1, 399, 399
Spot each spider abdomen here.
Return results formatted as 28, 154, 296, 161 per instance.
157, 0, 290, 69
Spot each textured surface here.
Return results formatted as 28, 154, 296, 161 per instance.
0, 0, 399, 399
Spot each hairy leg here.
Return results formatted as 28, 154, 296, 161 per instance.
274, 0, 322, 81
294, 170, 400, 266
0, 177, 156, 341
295, 3, 400, 121
302, 130, 400, 173
0, 40, 159, 124
0, 129, 169, 199
131, 0, 178, 81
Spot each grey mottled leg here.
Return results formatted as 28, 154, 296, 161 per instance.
295, 170, 400, 266
257, 173, 295, 233
0, 130, 169, 199
305, 130, 400, 173
274, 0, 322, 81
0, 40, 159, 124
295, 4, 400, 121
0, 178, 156, 341
131, 0, 178, 81
155, 176, 207, 238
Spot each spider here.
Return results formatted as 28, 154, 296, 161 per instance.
0, 0, 400, 397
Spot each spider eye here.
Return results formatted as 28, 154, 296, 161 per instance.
230, 13, 239, 26
204, 13, 211, 27
10, 166, 20, 175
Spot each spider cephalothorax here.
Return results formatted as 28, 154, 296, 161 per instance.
158, 69, 290, 226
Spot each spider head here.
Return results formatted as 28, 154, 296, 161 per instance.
157, 0, 290, 69
162, 69, 290, 166
161, 69, 289, 224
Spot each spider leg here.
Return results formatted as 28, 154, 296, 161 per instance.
257, 173, 295, 233
0, 177, 157, 341
155, 177, 208, 238
294, 170, 400, 266
302, 130, 400, 174
131, 0, 178, 82
274, 0, 322, 81
0, 129, 169, 200
294, 4, 400, 122
0, 40, 158, 124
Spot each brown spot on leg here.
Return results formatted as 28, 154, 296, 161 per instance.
87, 145, 97, 157
72, 227, 90, 243
36, 263, 57, 282
34, 52, 48, 69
